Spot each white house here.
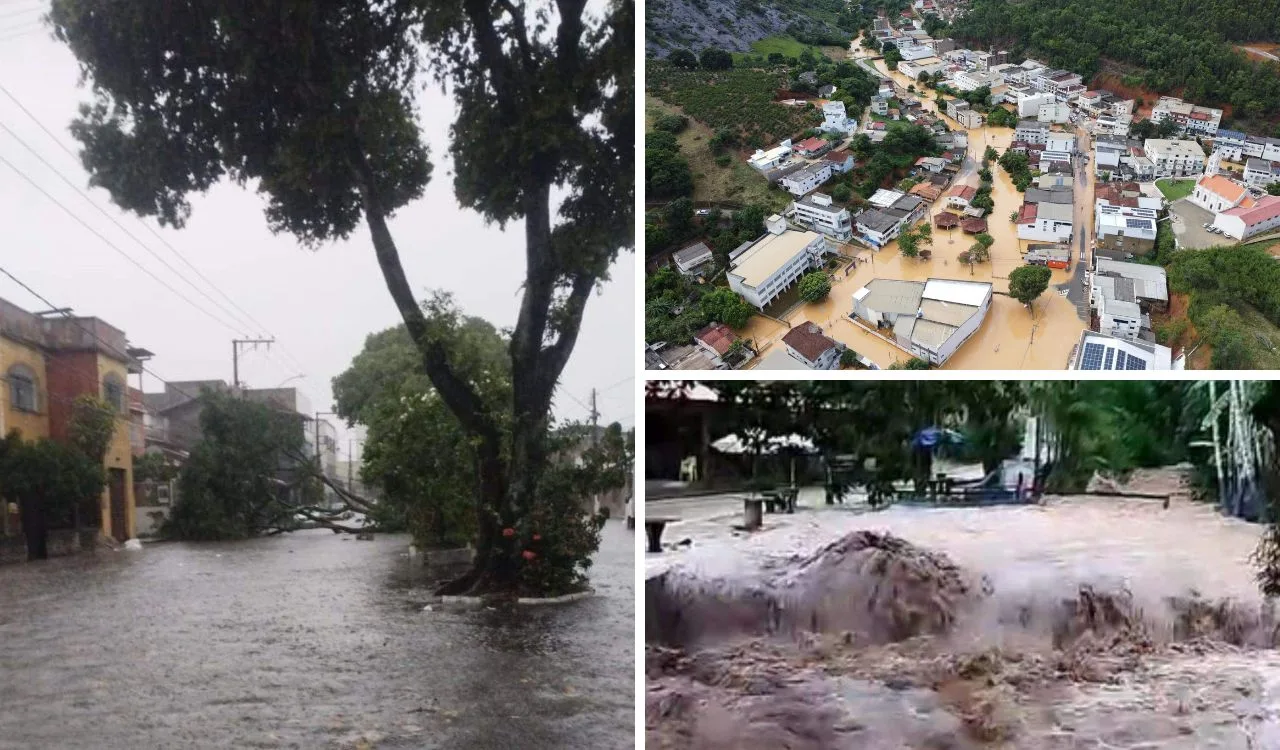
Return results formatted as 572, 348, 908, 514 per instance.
1091, 274, 1143, 340
1016, 91, 1055, 118
855, 192, 926, 249
1016, 200, 1073, 242
672, 241, 713, 275
781, 322, 844, 370
1212, 195, 1280, 241
822, 150, 856, 173
789, 192, 853, 241
1243, 158, 1280, 189
748, 140, 793, 171
1038, 101, 1070, 124
819, 100, 856, 134
1143, 139, 1205, 178
850, 278, 992, 365
727, 226, 829, 309
780, 162, 833, 197
898, 58, 945, 80
1071, 331, 1173, 370
1213, 129, 1248, 161
871, 94, 890, 116
1094, 205, 1158, 259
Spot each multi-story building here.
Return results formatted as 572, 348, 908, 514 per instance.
1044, 132, 1076, 153
1015, 119, 1049, 145
672, 241, 713, 276
855, 191, 927, 249
819, 101, 856, 134
1212, 129, 1248, 161
1031, 69, 1083, 98
1037, 101, 1071, 124
1071, 331, 1173, 371
1016, 200, 1073, 243
1152, 96, 1222, 137
780, 162, 833, 197
788, 193, 853, 241
1212, 195, 1280, 241
0, 297, 141, 550
726, 222, 829, 309
1144, 138, 1206, 178
1243, 158, 1280, 189
1094, 205, 1158, 260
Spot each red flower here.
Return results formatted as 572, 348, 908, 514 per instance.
522, 550, 537, 561
502, 527, 515, 538
532, 534, 541, 541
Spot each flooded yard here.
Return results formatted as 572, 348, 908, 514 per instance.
647, 493, 1280, 748
0, 521, 634, 750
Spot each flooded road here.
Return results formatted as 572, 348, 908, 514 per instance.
745, 43, 1087, 370
0, 521, 634, 750
647, 490, 1280, 748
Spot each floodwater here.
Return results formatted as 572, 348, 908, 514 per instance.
646, 490, 1280, 748
0, 521, 634, 750
745, 45, 1088, 370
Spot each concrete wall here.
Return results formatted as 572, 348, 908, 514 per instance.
0, 529, 96, 566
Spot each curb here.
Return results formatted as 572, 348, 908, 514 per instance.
517, 589, 595, 606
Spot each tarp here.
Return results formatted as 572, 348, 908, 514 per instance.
910, 427, 965, 450
711, 432, 817, 456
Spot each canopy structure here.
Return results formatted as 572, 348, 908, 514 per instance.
934, 211, 961, 229
910, 426, 965, 450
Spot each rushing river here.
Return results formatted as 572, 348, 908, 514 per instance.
0, 520, 634, 750
646, 489, 1280, 748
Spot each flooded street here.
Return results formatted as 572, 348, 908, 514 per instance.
647, 489, 1280, 748
0, 521, 634, 750
746, 44, 1087, 370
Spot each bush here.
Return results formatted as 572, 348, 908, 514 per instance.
715, 154, 732, 167
699, 47, 733, 70
653, 113, 689, 134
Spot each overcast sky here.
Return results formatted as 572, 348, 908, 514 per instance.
0, 12, 635, 458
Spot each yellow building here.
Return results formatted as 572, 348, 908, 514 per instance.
1, 297, 140, 543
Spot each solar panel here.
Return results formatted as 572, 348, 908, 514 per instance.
1114, 351, 1126, 370
1103, 347, 1116, 370
1080, 342, 1105, 370
1125, 218, 1149, 229
1125, 354, 1147, 370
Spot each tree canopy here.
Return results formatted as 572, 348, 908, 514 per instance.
1008, 265, 1052, 310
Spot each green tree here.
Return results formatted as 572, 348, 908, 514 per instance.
666, 197, 695, 238
798, 271, 832, 302
839, 349, 860, 368
899, 227, 920, 258
883, 46, 902, 68
832, 184, 853, 202
700, 47, 734, 70
767, 52, 786, 65
1267, 182, 1280, 196
669, 49, 698, 69
984, 145, 999, 163
700, 288, 755, 329
1009, 264, 1053, 311
51, 0, 632, 596
66, 395, 118, 530
653, 113, 689, 134
0, 432, 105, 560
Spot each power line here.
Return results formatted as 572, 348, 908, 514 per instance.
0, 118, 266, 336
0, 151, 248, 337
0, 81, 307, 374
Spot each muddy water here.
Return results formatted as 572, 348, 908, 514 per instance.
745, 47, 1087, 370
647, 498, 1280, 747
0, 522, 633, 750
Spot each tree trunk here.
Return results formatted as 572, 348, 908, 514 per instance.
19, 496, 47, 561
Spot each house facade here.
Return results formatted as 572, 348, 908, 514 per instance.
0, 297, 141, 553
1189, 174, 1251, 214
726, 227, 828, 309
781, 162, 833, 196
1144, 138, 1206, 178
781, 323, 844, 370
1152, 96, 1222, 137
1243, 158, 1280, 188
788, 193, 853, 241
819, 101, 856, 134
1213, 195, 1280, 241
1094, 205, 1158, 259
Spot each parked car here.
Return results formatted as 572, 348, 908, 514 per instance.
695, 208, 711, 216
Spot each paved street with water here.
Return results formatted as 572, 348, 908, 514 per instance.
0, 521, 634, 750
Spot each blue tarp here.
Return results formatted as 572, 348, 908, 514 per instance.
910, 427, 965, 450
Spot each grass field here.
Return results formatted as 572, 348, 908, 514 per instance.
1156, 178, 1196, 201
730, 35, 849, 64
645, 94, 789, 211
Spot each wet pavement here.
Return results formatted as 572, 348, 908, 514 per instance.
0, 521, 634, 750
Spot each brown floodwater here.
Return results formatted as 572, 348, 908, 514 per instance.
745, 45, 1089, 370
0, 522, 634, 750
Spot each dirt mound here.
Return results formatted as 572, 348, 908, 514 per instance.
1086, 465, 1193, 497
770, 531, 991, 644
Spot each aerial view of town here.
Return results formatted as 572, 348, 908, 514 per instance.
644, 0, 1280, 370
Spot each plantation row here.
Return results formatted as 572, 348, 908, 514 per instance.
646, 61, 822, 145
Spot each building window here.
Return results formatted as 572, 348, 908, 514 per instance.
7, 365, 37, 413
103, 373, 126, 414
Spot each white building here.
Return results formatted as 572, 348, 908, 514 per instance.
780, 322, 844, 370
748, 139, 793, 171
854, 192, 926, 249
672, 241, 713, 275
1092, 274, 1143, 340
780, 162, 833, 197
1243, 158, 1280, 189
726, 226, 829, 309
1071, 331, 1173, 370
1213, 129, 1248, 161
1044, 132, 1076, 153
1189, 174, 1251, 214
819, 100, 856, 134
898, 58, 945, 80
1030, 69, 1083, 96
1152, 95, 1222, 137
1212, 195, 1280, 241
789, 193, 853, 241
850, 278, 993, 365
1094, 205, 1158, 258
954, 69, 1004, 92
1144, 138, 1205, 178
871, 95, 889, 116
1037, 100, 1070, 124
1015, 120, 1049, 145
1016, 200, 1073, 242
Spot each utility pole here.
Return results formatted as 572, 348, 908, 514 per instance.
347, 438, 353, 492
590, 388, 600, 443
231, 338, 274, 389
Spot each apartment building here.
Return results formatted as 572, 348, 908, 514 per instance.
1152, 96, 1222, 137
1094, 205, 1158, 260
726, 223, 829, 309
780, 162, 833, 197
788, 193, 853, 241
1243, 158, 1280, 188
1015, 119, 1049, 145
1071, 331, 1173, 371
1144, 138, 1206, 178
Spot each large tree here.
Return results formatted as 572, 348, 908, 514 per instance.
51, 0, 632, 595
